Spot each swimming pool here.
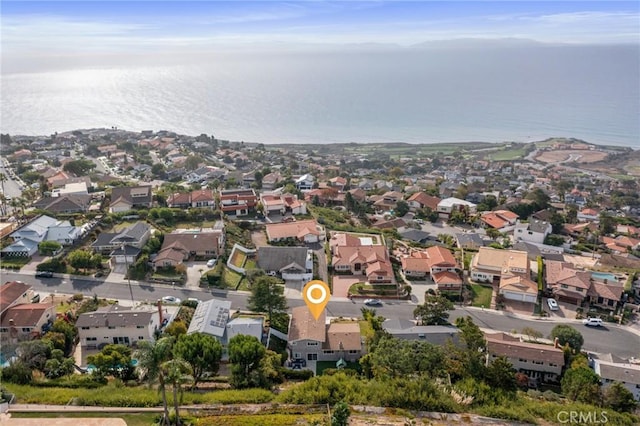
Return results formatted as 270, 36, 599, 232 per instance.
591, 272, 619, 282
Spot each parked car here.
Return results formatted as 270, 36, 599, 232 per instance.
35, 271, 54, 278
364, 299, 383, 306
547, 298, 559, 311
161, 296, 181, 305
94, 271, 104, 278
582, 317, 604, 327
206, 258, 217, 268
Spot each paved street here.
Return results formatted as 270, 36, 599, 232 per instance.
4, 270, 640, 359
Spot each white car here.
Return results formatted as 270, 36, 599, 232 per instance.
206, 258, 217, 268
582, 317, 603, 327
364, 299, 383, 307
161, 296, 181, 305
547, 298, 559, 311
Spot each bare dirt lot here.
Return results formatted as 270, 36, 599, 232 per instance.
535, 149, 608, 164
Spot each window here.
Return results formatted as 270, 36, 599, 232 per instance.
561, 284, 568, 289
137, 326, 144, 329
139, 336, 144, 340
81, 326, 90, 330
549, 363, 557, 367
307, 342, 318, 346
323, 350, 334, 355
293, 352, 301, 359
22, 328, 31, 332
87, 337, 97, 341
0, 328, 6, 333
518, 358, 528, 363
108, 326, 116, 329
532, 360, 543, 365
348, 350, 358, 354
307, 353, 318, 361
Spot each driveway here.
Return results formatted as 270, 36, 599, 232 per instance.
184, 261, 211, 289
332, 276, 360, 298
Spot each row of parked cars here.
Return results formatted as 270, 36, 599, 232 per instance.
547, 297, 604, 327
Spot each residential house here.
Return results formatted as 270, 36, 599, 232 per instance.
485, 332, 565, 383
2, 215, 81, 257
470, 247, 529, 283
283, 194, 307, 215
0, 223, 18, 240
256, 247, 313, 282
588, 280, 624, 311
260, 194, 286, 217
167, 190, 216, 209
265, 220, 326, 244
1, 282, 35, 316
578, 208, 600, 222
328, 176, 347, 191
219, 188, 257, 216
186, 299, 232, 340
288, 306, 365, 368
514, 219, 552, 245
372, 191, 403, 212
544, 261, 591, 305
398, 229, 432, 245
348, 188, 367, 203
591, 356, 640, 402
499, 274, 538, 303
401, 246, 462, 291
436, 197, 477, 219
0, 303, 56, 346
295, 174, 315, 192
225, 317, 264, 345
332, 244, 393, 284
154, 228, 225, 269
262, 172, 283, 190
51, 182, 89, 198
91, 222, 151, 262
456, 233, 485, 251
382, 319, 461, 346
602, 236, 640, 254
406, 192, 441, 212
480, 210, 519, 230
76, 304, 164, 348
109, 186, 153, 213
33, 194, 91, 214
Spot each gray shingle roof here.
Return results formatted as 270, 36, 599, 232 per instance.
76, 305, 154, 328
257, 247, 308, 272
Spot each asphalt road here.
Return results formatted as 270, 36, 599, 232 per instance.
4, 270, 640, 359
0, 164, 23, 198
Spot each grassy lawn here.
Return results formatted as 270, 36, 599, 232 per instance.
348, 283, 398, 295
358, 320, 374, 341
11, 412, 160, 426
244, 258, 257, 270
222, 266, 243, 289
469, 284, 493, 308
229, 249, 247, 268
316, 360, 362, 375
175, 221, 217, 229
488, 147, 528, 161
0, 257, 31, 269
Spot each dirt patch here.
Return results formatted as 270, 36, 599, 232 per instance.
536, 150, 607, 164
250, 230, 268, 248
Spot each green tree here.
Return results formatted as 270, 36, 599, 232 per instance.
413, 294, 454, 325
395, 200, 409, 217
486, 228, 502, 241
550, 325, 584, 353
485, 356, 516, 391
247, 276, 288, 324
184, 155, 202, 171
1, 360, 33, 384
38, 241, 62, 256
368, 335, 446, 379
67, 249, 93, 272
173, 333, 223, 388
48, 319, 78, 357
43, 356, 74, 379
63, 159, 96, 176
331, 401, 351, 426
86, 344, 135, 381
164, 320, 187, 338
135, 337, 175, 426
228, 334, 266, 389
561, 366, 601, 404
599, 214, 616, 235
603, 382, 638, 413
162, 358, 193, 426
17, 340, 52, 371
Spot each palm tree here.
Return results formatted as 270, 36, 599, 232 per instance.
134, 337, 174, 425
0, 172, 6, 197
0, 193, 7, 216
162, 359, 193, 426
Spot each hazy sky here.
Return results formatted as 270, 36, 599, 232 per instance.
2, 1, 639, 55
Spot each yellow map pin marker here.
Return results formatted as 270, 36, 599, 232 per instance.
303, 280, 331, 320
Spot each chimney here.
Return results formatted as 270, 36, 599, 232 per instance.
157, 300, 163, 325
554, 337, 560, 349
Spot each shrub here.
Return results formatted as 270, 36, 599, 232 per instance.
1, 361, 33, 385
282, 369, 314, 380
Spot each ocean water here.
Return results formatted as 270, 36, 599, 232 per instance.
1, 44, 638, 147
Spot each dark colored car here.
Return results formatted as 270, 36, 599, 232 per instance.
35, 271, 54, 278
